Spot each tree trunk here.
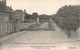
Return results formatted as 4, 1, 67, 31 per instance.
65, 29, 71, 37
67, 30, 71, 37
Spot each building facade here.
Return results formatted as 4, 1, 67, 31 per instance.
14, 9, 26, 22
0, 0, 16, 37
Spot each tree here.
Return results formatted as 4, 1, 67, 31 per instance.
53, 5, 80, 37
32, 12, 38, 20
39, 14, 51, 20
24, 13, 32, 22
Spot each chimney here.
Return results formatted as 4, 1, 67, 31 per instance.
2, 0, 6, 10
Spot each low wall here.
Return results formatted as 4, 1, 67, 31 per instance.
21, 22, 37, 30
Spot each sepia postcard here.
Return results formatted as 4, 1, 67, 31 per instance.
0, 0, 80, 50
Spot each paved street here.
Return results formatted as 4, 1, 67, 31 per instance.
0, 22, 80, 44
39, 22, 48, 28
0, 22, 80, 50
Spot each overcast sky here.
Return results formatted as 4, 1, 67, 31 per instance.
6, 0, 80, 15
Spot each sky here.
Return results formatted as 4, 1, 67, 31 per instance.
6, 0, 80, 15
